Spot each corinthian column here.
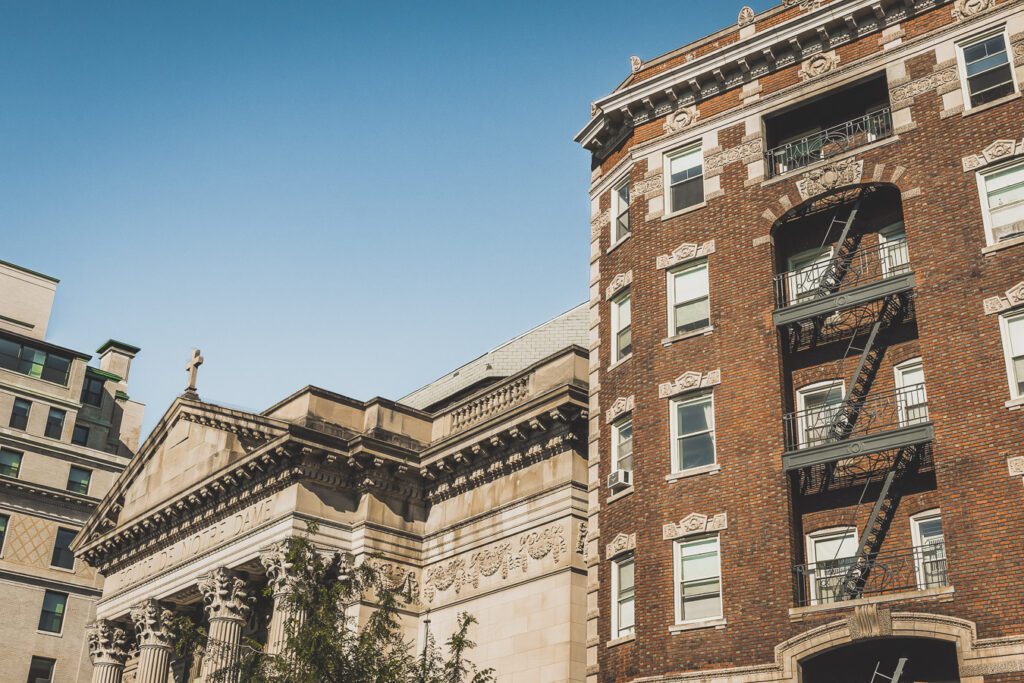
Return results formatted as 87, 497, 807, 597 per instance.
260, 541, 303, 656
198, 567, 253, 683
130, 600, 175, 683
86, 619, 130, 683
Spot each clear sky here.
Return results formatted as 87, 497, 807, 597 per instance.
1, 0, 774, 435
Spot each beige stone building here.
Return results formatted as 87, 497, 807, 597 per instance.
75, 304, 589, 683
0, 259, 144, 683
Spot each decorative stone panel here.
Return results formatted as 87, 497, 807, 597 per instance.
889, 66, 958, 108
796, 158, 864, 200
590, 211, 609, 240
1007, 456, 1024, 478
605, 395, 634, 423
848, 604, 893, 640
605, 532, 636, 559
983, 281, 1024, 314
658, 369, 721, 399
952, 0, 995, 21
738, 6, 755, 26
663, 106, 700, 135
656, 240, 716, 269
799, 51, 840, 81
1014, 33, 1024, 66
635, 174, 663, 197
605, 271, 633, 300
962, 138, 1024, 172
663, 512, 728, 540
705, 139, 763, 176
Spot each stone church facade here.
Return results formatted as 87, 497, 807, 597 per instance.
75, 304, 589, 682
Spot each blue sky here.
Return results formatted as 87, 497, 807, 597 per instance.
1, 0, 774, 435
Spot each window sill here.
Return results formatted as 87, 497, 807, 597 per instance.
962, 92, 1021, 118
789, 584, 954, 619
607, 235, 631, 254
665, 463, 721, 482
669, 617, 726, 633
607, 354, 633, 372
50, 565, 76, 575
661, 201, 708, 221
983, 233, 1024, 256
662, 326, 714, 347
1005, 396, 1024, 411
761, 135, 901, 188
606, 633, 635, 648
37, 630, 64, 638
606, 486, 634, 504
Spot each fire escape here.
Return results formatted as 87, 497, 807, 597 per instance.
773, 187, 934, 604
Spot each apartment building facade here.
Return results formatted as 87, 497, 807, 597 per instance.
0, 260, 144, 682
576, 0, 1024, 681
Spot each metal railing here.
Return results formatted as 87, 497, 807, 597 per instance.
794, 544, 948, 607
774, 240, 911, 310
783, 385, 928, 452
766, 108, 893, 178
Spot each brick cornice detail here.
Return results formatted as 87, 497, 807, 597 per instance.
983, 281, 1024, 315
658, 369, 721, 399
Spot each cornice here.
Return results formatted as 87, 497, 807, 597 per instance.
0, 429, 129, 471
0, 473, 98, 509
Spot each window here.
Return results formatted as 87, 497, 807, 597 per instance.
0, 513, 8, 554
50, 528, 76, 570
27, 657, 55, 683
796, 381, 845, 448
1000, 312, 1024, 398
674, 535, 722, 623
980, 161, 1024, 243
668, 261, 710, 336
671, 392, 715, 472
71, 425, 89, 447
80, 376, 104, 407
806, 527, 858, 605
0, 448, 23, 477
44, 408, 65, 440
959, 31, 1016, 109
895, 358, 928, 425
0, 337, 71, 385
612, 554, 635, 638
38, 591, 67, 633
911, 510, 947, 589
879, 224, 910, 277
786, 247, 833, 304
67, 466, 91, 495
666, 146, 704, 213
10, 398, 31, 430
612, 416, 633, 474
613, 177, 631, 242
611, 291, 632, 362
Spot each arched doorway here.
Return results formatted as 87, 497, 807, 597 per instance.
801, 637, 960, 683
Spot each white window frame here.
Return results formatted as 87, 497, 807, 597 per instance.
611, 415, 633, 475
795, 380, 846, 448
804, 526, 859, 605
611, 174, 631, 245
956, 27, 1019, 112
611, 553, 635, 638
786, 246, 834, 305
999, 310, 1024, 399
611, 290, 632, 364
666, 260, 711, 337
672, 534, 723, 625
669, 391, 716, 474
910, 509, 946, 590
894, 357, 928, 425
663, 143, 705, 216
977, 158, 1024, 246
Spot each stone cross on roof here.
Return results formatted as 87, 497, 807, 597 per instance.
183, 348, 203, 400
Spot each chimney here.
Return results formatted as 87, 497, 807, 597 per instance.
96, 340, 141, 382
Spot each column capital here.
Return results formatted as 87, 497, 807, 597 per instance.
86, 619, 130, 666
130, 599, 174, 649
259, 541, 296, 596
199, 567, 253, 622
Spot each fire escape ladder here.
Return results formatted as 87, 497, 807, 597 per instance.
837, 445, 922, 600
813, 191, 866, 298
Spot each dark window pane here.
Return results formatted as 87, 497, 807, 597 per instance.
51, 528, 76, 569
67, 467, 91, 495
617, 327, 632, 358
0, 449, 22, 477
678, 401, 711, 433
27, 657, 55, 683
671, 176, 704, 211
45, 409, 65, 440
10, 398, 30, 430
81, 377, 104, 406
0, 514, 8, 551
679, 433, 716, 469
969, 66, 1015, 105
38, 591, 67, 633
674, 299, 711, 335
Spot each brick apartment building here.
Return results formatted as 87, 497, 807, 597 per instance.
576, 0, 1024, 681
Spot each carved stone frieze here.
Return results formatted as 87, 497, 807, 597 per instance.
605, 270, 633, 299
370, 560, 419, 600
606, 532, 636, 559
889, 66, 958, 108
86, 619, 130, 666
1007, 456, 1024, 478
590, 211, 610, 240
962, 138, 1024, 172
422, 523, 567, 603
663, 106, 701, 134
799, 51, 840, 81
738, 6, 755, 26
605, 395, 634, 423
705, 139, 763, 176
663, 512, 728, 540
1014, 36, 1024, 66
952, 0, 995, 20
796, 158, 864, 200
199, 567, 254, 622
784, 0, 829, 8
130, 599, 174, 648
658, 369, 721, 399
634, 174, 663, 196
983, 281, 1024, 315
656, 240, 716, 270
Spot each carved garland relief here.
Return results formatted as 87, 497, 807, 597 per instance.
796, 158, 865, 200
799, 52, 840, 81
983, 281, 1024, 315
659, 369, 721, 399
663, 106, 701, 135
952, 0, 995, 21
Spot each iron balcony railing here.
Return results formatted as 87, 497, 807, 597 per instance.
783, 385, 928, 453
794, 544, 948, 607
766, 108, 894, 178
774, 240, 911, 310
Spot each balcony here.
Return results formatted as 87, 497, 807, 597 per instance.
773, 240, 915, 327
794, 544, 949, 608
766, 108, 893, 178
782, 386, 933, 471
